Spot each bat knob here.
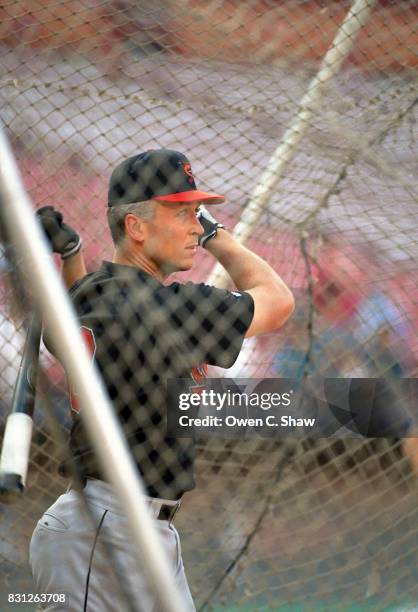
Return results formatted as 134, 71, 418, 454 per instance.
0, 472, 24, 504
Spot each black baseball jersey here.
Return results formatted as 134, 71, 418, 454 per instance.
61, 261, 254, 499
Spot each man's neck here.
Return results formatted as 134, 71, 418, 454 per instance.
112, 248, 166, 282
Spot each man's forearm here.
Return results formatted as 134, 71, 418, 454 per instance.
205, 229, 288, 293
61, 251, 87, 289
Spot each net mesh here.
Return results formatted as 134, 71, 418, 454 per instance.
1, 1, 418, 610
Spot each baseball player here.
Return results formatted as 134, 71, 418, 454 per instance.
29, 149, 295, 611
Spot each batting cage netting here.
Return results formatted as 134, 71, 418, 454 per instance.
1, 1, 418, 610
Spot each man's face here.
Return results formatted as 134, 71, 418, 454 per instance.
142, 201, 204, 275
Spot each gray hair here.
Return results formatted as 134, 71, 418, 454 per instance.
107, 200, 157, 245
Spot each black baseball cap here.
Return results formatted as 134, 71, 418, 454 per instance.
108, 149, 225, 206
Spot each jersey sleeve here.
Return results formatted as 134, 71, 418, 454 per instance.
163, 282, 254, 369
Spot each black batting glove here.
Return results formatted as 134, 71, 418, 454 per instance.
36, 206, 82, 260
196, 205, 225, 248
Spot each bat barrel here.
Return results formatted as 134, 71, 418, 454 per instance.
0, 412, 34, 503
0, 313, 41, 504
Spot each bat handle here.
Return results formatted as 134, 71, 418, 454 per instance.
0, 410, 34, 503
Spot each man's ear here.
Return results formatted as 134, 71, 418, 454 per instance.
124, 213, 145, 242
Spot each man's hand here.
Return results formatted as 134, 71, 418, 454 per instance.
196, 205, 225, 248
36, 206, 82, 260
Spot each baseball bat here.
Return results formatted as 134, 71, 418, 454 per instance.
0, 312, 42, 503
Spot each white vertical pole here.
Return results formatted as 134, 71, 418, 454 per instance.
209, 0, 376, 288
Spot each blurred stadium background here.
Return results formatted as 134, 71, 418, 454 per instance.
0, 1, 417, 610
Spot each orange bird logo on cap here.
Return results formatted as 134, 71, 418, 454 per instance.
182, 162, 195, 185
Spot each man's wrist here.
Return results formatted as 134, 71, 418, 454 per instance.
203, 227, 231, 254
60, 237, 82, 260
61, 250, 87, 288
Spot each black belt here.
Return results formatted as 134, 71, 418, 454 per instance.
156, 503, 180, 522
80, 477, 181, 522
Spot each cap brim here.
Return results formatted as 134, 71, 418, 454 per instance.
155, 190, 225, 205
